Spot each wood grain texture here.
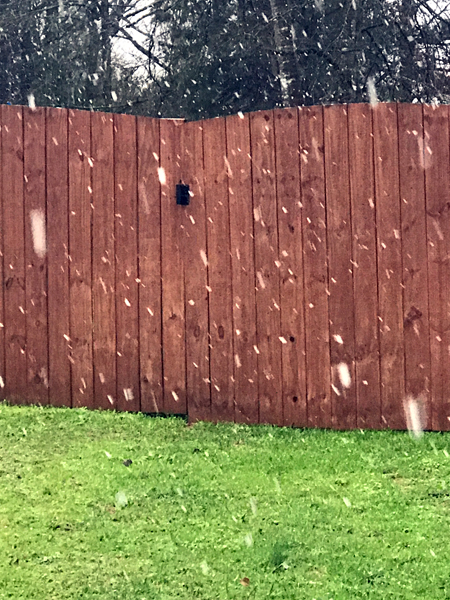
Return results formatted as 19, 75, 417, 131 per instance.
398, 103, 431, 428
0, 107, 5, 398
373, 103, 405, 429
160, 119, 186, 414
226, 113, 258, 424
348, 103, 381, 429
114, 113, 140, 412
68, 109, 93, 408
91, 111, 116, 410
424, 104, 450, 431
324, 104, 356, 429
23, 107, 49, 404
299, 106, 331, 428
181, 120, 211, 423
250, 110, 283, 425
203, 117, 234, 422
137, 116, 163, 413
46, 107, 71, 407
273, 108, 306, 427
2, 105, 27, 404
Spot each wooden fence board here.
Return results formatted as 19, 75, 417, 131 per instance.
68, 109, 93, 409
23, 106, 48, 404
203, 117, 234, 422
160, 119, 186, 414
46, 107, 71, 407
424, 104, 450, 431
299, 106, 331, 428
2, 105, 27, 404
181, 120, 211, 423
114, 113, 140, 412
0, 107, 5, 397
273, 108, 307, 427
250, 110, 283, 425
226, 113, 258, 424
348, 103, 381, 429
398, 103, 431, 427
137, 116, 163, 413
91, 112, 116, 410
324, 104, 356, 429
373, 103, 405, 429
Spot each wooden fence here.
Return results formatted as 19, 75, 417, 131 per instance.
0, 102, 449, 430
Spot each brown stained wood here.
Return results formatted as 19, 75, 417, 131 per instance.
250, 110, 283, 425
181, 120, 211, 423
398, 104, 431, 428
2, 105, 27, 404
299, 106, 331, 428
423, 104, 450, 431
348, 103, 381, 429
91, 112, 116, 410
373, 103, 405, 430
137, 116, 163, 414
114, 113, 140, 412
0, 107, 4, 396
273, 108, 306, 427
324, 104, 356, 430
160, 119, 186, 414
46, 107, 71, 407
68, 109, 93, 409
203, 117, 234, 422
23, 107, 49, 404
226, 113, 258, 424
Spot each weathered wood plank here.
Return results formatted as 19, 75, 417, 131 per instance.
424, 104, 450, 431
398, 103, 431, 428
23, 106, 49, 404
160, 119, 186, 414
348, 103, 381, 429
114, 113, 140, 412
373, 103, 405, 429
226, 113, 258, 424
91, 111, 116, 410
299, 106, 331, 428
181, 120, 211, 423
0, 107, 5, 397
203, 117, 234, 422
324, 104, 356, 429
250, 110, 283, 425
273, 107, 307, 427
137, 116, 163, 413
68, 109, 93, 409
46, 107, 71, 407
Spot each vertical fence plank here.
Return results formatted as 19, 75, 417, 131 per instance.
424, 104, 450, 431
46, 107, 71, 407
373, 103, 405, 429
203, 118, 234, 422
324, 105, 356, 429
299, 106, 331, 428
0, 107, 5, 396
91, 111, 116, 410
226, 113, 258, 424
160, 119, 186, 414
68, 109, 93, 409
398, 104, 431, 427
2, 105, 27, 403
348, 103, 381, 429
181, 120, 211, 422
137, 116, 163, 413
273, 108, 307, 427
23, 107, 48, 404
250, 110, 283, 425
114, 113, 140, 412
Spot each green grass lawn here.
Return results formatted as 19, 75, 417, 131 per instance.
1, 403, 450, 599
